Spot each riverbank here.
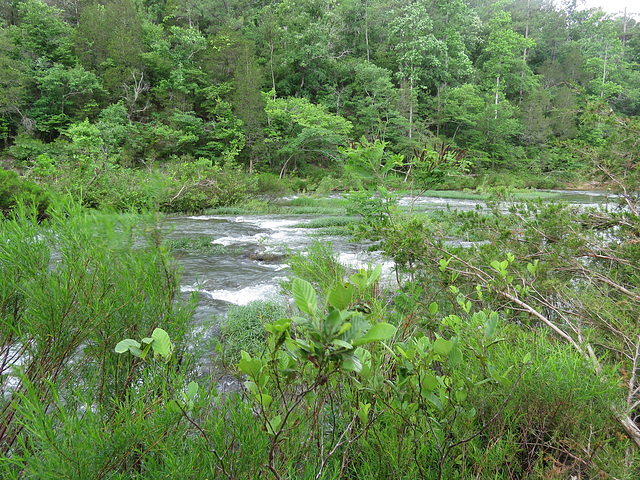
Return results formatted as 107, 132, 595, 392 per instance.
3, 191, 639, 479
1, 160, 599, 218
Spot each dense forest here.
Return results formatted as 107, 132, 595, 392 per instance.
0, 0, 640, 480
1, 0, 640, 212
3, 1, 640, 479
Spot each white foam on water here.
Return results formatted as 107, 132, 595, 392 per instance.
235, 216, 308, 230
256, 262, 289, 271
200, 283, 282, 306
185, 215, 222, 220
259, 218, 306, 229
181, 284, 200, 294
212, 233, 268, 246
269, 228, 311, 244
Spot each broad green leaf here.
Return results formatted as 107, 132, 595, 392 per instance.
323, 309, 344, 335
369, 264, 382, 285
357, 402, 371, 424
257, 393, 272, 409
426, 391, 442, 410
350, 271, 367, 291
285, 338, 301, 358
337, 322, 352, 336
129, 346, 143, 358
352, 323, 396, 346
244, 380, 258, 395
342, 353, 363, 372
292, 315, 312, 328
488, 365, 512, 387
346, 315, 372, 340
522, 352, 532, 364
433, 337, 453, 356
354, 346, 371, 365
114, 338, 140, 354
429, 302, 438, 315
151, 328, 173, 360
239, 351, 263, 378
448, 347, 463, 367
332, 339, 353, 350
266, 415, 282, 436
186, 381, 198, 400
422, 373, 438, 392
415, 336, 430, 356
265, 318, 291, 334
455, 389, 468, 402
439, 258, 449, 272
485, 312, 499, 338
328, 282, 354, 310
292, 278, 317, 315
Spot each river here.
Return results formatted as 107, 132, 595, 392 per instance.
163, 190, 615, 326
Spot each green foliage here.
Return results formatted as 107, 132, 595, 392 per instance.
220, 301, 289, 364
13, 0, 74, 65
0, 198, 194, 470
166, 235, 242, 254
284, 240, 347, 293
160, 159, 257, 214
30, 64, 105, 136
0, 169, 48, 217
342, 136, 403, 184
3, 2, 640, 476
263, 93, 353, 177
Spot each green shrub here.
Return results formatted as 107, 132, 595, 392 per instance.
313, 174, 341, 194
162, 164, 257, 214
220, 301, 289, 365
0, 169, 49, 217
284, 240, 347, 293
0, 199, 194, 472
256, 172, 292, 196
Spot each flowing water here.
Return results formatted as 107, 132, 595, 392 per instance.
164, 190, 615, 327
165, 214, 383, 323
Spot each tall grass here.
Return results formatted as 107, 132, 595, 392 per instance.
0, 199, 195, 476
220, 300, 290, 365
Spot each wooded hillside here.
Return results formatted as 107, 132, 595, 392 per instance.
1, 0, 638, 178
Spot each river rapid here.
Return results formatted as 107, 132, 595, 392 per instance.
164, 190, 614, 324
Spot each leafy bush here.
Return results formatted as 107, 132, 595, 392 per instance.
220, 301, 289, 365
0, 169, 49, 217
255, 172, 292, 196
0, 199, 194, 473
284, 240, 348, 293
162, 162, 257, 213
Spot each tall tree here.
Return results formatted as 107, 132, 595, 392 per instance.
0, 23, 28, 142
75, 0, 147, 99
388, 0, 443, 140
263, 95, 352, 177
12, 0, 74, 65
